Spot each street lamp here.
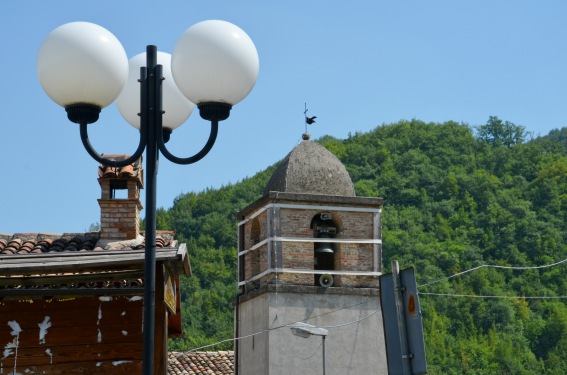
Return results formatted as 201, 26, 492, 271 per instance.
37, 20, 259, 375
290, 322, 329, 375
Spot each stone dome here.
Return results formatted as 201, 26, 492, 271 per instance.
264, 140, 355, 196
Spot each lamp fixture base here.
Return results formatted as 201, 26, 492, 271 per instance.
65, 104, 101, 124
198, 102, 232, 122
162, 128, 172, 143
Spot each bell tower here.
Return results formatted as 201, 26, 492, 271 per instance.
235, 139, 388, 374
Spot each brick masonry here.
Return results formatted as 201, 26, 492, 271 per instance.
239, 196, 382, 289
98, 199, 142, 240
98, 168, 143, 241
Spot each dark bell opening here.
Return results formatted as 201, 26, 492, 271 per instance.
313, 213, 337, 285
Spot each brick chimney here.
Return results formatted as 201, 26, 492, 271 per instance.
97, 155, 143, 241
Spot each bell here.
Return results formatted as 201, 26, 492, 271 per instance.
315, 241, 335, 254
315, 229, 335, 254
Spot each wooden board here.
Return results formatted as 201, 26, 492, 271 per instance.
0, 296, 145, 373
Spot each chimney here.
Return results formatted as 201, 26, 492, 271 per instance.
97, 155, 143, 241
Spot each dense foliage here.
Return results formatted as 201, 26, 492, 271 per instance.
160, 166, 275, 351
165, 117, 567, 373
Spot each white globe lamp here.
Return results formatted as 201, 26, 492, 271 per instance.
171, 20, 259, 120
37, 22, 128, 123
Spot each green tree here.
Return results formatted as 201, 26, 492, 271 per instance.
163, 118, 567, 373
475, 116, 527, 147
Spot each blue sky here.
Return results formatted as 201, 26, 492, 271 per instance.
1, 1, 567, 234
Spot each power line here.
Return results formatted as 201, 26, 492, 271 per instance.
187, 298, 380, 352
419, 292, 567, 299
418, 256, 567, 290
319, 308, 381, 329
189, 257, 567, 352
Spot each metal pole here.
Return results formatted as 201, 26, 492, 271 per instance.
322, 336, 326, 375
142, 45, 159, 375
66, 42, 228, 375
391, 260, 411, 374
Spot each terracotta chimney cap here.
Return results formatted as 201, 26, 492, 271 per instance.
98, 155, 142, 179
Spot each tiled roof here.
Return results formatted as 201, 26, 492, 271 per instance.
0, 232, 174, 255
168, 351, 234, 375
0, 232, 186, 293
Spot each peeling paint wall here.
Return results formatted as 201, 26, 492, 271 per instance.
0, 296, 144, 374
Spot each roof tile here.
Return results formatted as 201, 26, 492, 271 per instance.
0, 231, 175, 255
167, 351, 234, 375
97, 154, 142, 179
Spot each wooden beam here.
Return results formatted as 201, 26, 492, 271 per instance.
0, 287, 144, 298
0, 248, 188, 276
0, 270, 144, 286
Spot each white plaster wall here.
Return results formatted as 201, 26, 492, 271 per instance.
237, 293, 269, 375
238, 291, 388, 375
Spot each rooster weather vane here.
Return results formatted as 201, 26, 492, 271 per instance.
303, 103, 317, 140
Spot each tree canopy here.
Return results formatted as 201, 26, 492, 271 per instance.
164, 117, 567, 373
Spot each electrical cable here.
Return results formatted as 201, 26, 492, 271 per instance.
188, 298, 380, 352
188, 285, 566, 353
318, 308, 382, 329
419, 292, 567, 299
418, 256, 567, 289
296, 339, 323, 360
189, 256, 567, 352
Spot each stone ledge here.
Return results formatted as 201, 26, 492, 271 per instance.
237, 191, 383, 219
236, 283, 380, 303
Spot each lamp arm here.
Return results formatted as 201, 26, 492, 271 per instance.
157, 120, 219, 165
79, 122, 147, 167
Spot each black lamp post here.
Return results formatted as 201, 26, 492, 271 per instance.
37, 21, 259, 375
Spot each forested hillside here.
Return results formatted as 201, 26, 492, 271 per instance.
164, 117, 567, 374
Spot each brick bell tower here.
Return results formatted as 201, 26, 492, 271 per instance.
235, 137, 388, 374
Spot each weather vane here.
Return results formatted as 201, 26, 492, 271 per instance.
303, 102, 317, 140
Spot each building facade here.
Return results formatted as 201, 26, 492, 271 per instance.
0, 156, 189, 374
